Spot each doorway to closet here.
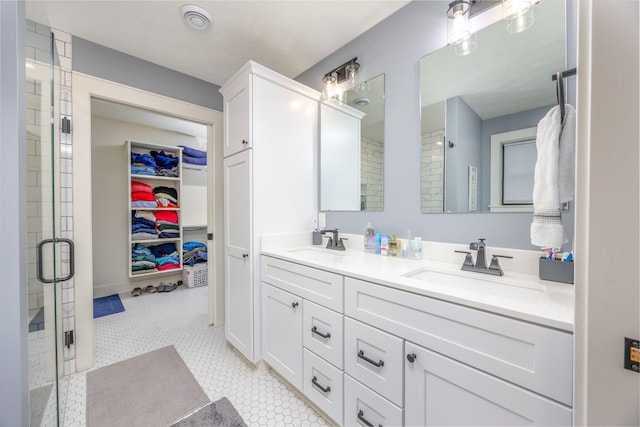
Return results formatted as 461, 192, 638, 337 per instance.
71, 72, 224, 371
90, 99, 210, 300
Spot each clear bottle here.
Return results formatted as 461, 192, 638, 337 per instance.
364, 222, 375, 253
404, 229, 414, 258
414, 237, 423, 260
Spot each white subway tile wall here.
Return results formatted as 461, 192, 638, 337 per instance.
421, 130, 445, 213
360, 137, 384, 211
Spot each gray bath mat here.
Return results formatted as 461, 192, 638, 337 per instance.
86, 345, 208, 427
170, 397, 247, 427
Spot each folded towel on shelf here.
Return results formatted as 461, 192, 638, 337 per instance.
530, 104, 576, 248
183, 155, 207, 166
179, 145, 207, 158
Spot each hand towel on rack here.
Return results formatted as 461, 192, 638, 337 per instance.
530, 104, 576, 248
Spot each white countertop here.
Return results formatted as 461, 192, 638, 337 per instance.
261, 238, 574, 333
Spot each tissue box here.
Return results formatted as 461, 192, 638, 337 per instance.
538, 258, 574, 284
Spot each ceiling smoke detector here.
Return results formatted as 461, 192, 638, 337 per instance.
353, 97, 370, 107
181, 5, 213, 31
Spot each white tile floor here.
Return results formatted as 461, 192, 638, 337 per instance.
36, 285, 331, 427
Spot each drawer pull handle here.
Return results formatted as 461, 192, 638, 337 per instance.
242, 139, 248, 145
311, 326, 331, 339
242, 253, 249, 259
291, 302, 299, 308
406, 353, 417, 363
358, 350, 384, 368
357, 410, 382, 427
311, 376, 331, 393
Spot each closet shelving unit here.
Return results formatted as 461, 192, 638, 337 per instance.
127, 140, 183, 278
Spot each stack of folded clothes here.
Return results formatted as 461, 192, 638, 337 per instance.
131, 243, 157, 274
149, 242, 180, 271
151, 150, 179, 177
179, 145, 207, 166
154, 210, 179, 239
131, 181, 157, 208
131, 151, 157, 176
153, 185, 179, 208
183, 241, 208, 266
131, 210, 158, 240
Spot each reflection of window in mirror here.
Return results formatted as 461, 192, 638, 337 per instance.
490, 127, 536, 212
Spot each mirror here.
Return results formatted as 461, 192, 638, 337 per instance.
320, 74, 385, 211
420, 0, 567, 213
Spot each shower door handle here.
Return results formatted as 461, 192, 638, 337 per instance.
37, 238, 75, 283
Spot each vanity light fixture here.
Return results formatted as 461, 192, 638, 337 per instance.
322, 57, 360, 100
502, 0, 535, 33
447, 0, 471, 45
181, 4, 213, 31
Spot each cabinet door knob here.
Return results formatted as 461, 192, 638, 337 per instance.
406, 352, 417, 363
242, 253, 249, 259
291, 302, 299, 308
242, 139, 248, 145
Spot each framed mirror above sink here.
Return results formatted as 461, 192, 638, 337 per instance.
320, 73, 385, 212
420, 0, 570, 214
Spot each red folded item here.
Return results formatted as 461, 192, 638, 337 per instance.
132, 191, 156, 202
154, 210, 179, 223
131, 181, 153, 193
156, 263, 180, 271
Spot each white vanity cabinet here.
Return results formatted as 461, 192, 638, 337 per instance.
345, 276, 573, 426
220, 62, 319, 363
262, 283, 303, 390
261, 256, 345, 425
404, 341, 572, 426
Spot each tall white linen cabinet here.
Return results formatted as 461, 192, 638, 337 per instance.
220, 61, 320, 363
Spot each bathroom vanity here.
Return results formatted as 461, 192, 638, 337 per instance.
260, 235, 574, 426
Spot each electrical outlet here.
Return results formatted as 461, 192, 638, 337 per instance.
624, 337, 639, 372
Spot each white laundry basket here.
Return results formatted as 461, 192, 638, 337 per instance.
183, 263, 208, 288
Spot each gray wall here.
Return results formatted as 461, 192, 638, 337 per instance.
479, 105, 552, 210
73, 36, 223, 111
0, 1, 28, 426
297, 1, 576, 250
445, 96, 482, 213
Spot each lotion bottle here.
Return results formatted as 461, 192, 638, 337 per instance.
380, 235, 389, 256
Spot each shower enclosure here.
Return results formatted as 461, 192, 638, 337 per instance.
25, 13, 74, 426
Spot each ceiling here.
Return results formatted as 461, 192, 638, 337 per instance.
26, 0, 410, 87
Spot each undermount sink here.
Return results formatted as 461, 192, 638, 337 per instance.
402, 267, 545, 299
287, 248, 345, 260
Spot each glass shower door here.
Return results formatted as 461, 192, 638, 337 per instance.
26, 22, 71, 427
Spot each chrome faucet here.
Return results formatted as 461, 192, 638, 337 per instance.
455, 238, 513, 276
320, 228, 347, 251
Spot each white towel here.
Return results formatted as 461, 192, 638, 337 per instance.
530, 104, 576, 248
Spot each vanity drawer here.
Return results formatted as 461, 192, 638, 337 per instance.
344, 277, 573, 406
303, 349, 344, 426
303, 300, 344, 369
344, 317, 404, 407
261, 256, 344, 312
344, 374, 403, 427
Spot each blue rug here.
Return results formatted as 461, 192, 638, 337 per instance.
93, 294, 125, 318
